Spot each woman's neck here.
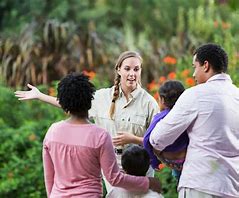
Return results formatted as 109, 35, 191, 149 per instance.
120, 84, 137, 100
66, 116, 90, 124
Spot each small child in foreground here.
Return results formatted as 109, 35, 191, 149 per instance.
107, 144, 164, 198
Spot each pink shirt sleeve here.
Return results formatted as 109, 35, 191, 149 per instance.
43, 139, 54, 197
99, 132, 149, 192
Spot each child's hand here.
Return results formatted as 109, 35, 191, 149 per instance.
148, 177, 162, 193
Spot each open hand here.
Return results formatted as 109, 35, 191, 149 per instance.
15, 84, 41, 100
112, 132, 135, 146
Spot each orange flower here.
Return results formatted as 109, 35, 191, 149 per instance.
28, 134, 37, 141
181, 69, 190, 78
82, 70, 96, 80
163, 56, 177, 65
48, 87, 56, 96
88, 71, 96, 80
185, 77, 195, 87
168, 72, 176, 80
147, 80, 158, 92
222, 21, 230, 29
158, 163, 165, 170
214, 20, 219, 28
159, 76, 167, 84
153, 92, 159, 100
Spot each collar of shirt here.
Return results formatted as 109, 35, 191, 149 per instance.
118, 84, 142, 108
206, 73, 232, 83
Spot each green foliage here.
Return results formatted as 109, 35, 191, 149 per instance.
155, 168, 178, 198
1, 1, 239, 197
0, 123, 45, 197
0, 83, 64, 197
1, 0, 239, 87
0, 75, 111, 196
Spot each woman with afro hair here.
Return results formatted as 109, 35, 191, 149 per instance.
42, 73, 161, 197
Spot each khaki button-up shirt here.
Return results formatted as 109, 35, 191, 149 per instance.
89, 85, 159, 138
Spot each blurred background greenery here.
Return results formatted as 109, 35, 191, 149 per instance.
0, 0, 239, 197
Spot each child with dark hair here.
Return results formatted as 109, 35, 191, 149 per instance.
42, 73, 161, 197
107, 144, 164, 198
143, 80, 189, 180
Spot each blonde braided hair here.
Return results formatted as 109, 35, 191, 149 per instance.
109, 51, 143, 119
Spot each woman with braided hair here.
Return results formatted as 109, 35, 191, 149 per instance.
90, 51, 159, 148
15, 51, 159, 192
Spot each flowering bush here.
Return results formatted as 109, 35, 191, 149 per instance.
147, 64, 196, 100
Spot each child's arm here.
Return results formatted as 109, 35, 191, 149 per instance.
15, 84, 60, 107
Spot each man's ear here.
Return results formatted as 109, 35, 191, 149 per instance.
203, 61, 210, 72
160, 96, 165, 104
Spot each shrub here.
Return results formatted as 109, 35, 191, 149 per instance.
0, 84, 64, 197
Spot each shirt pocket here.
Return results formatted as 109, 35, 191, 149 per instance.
130, 114, 147, 127
130, 114, 148, 137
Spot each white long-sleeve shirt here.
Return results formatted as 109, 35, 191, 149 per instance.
150, 74, 239, 198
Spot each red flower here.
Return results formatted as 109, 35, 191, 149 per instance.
153, 92, 159, 100
82, 70, 96, 80
147, 80, 158, 92
163, 56, 177, 65
181, 69, 190, 78
168, 72, 176, 80
185, 77, 195, 87
159, 76, 167, 84
48, 87, 56, 96
158, 163, 165, 170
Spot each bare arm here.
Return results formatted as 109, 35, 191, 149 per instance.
15, 84, 60, 107
112, 132, 143, 146
100, 132, 162, 193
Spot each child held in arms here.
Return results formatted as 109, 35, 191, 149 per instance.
144, 80, 189, 180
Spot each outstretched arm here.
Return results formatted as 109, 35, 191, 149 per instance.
15, 84, 60, 107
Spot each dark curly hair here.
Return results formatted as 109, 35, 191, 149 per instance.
57, 72, 95, 118
194, 43, 228, 73
159, 80, 185, 109
122, 144, 150, 176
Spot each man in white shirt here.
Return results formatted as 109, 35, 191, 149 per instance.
150, 43, 239, 198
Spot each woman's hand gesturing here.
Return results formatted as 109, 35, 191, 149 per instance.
15, 84, 41, 100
